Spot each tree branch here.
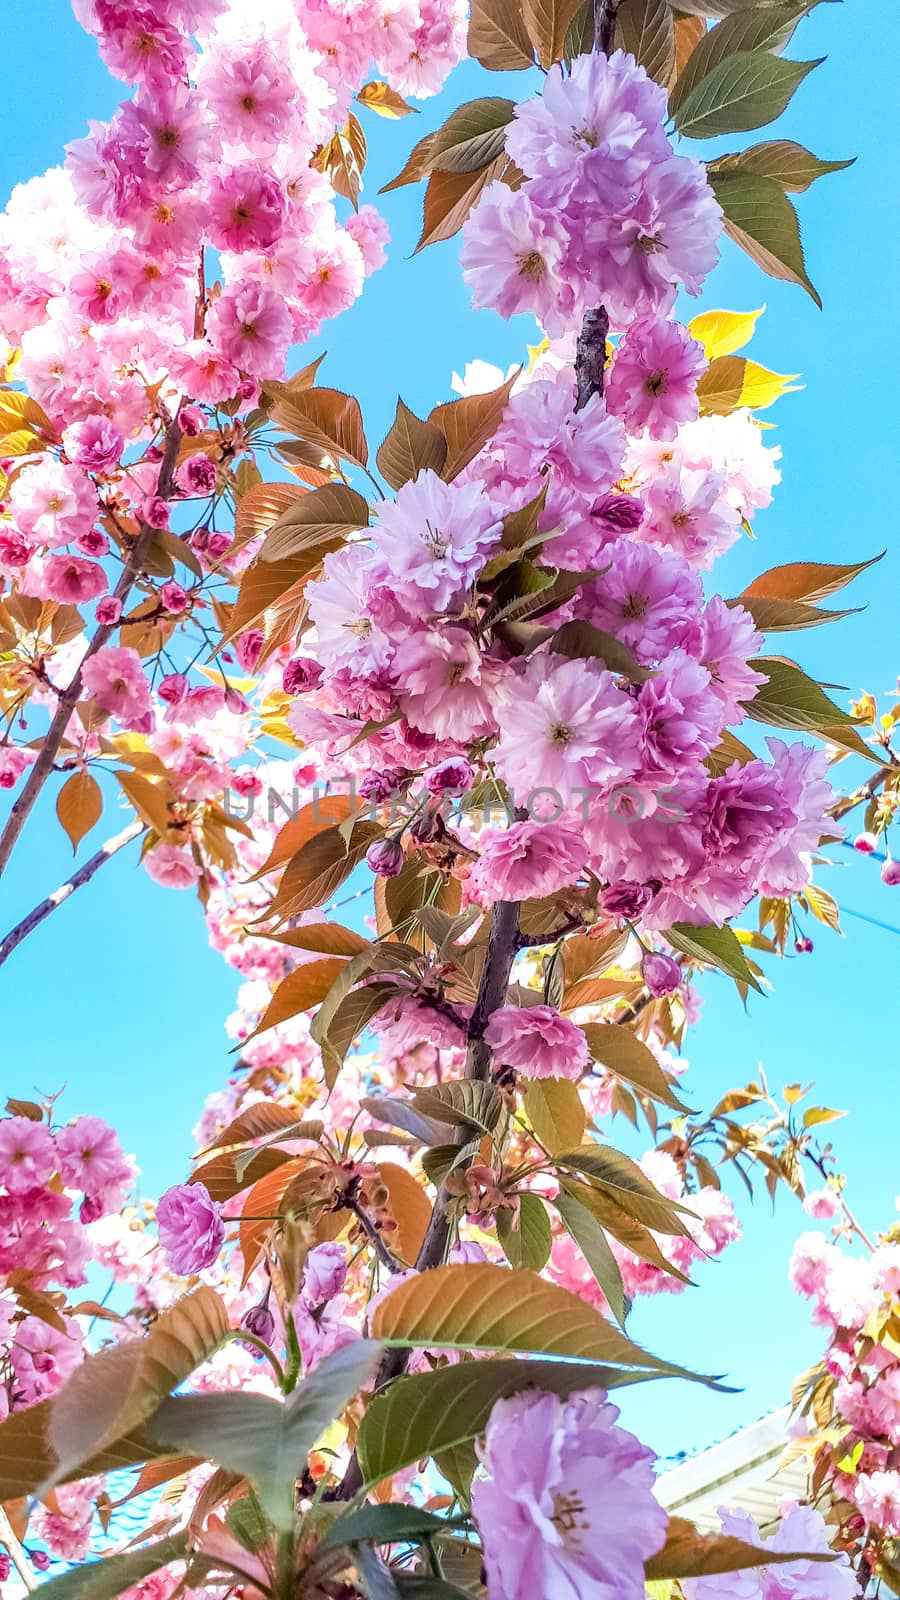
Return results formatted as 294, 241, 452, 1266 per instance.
574, 0, 618, 411
0, 1505, 36, 1591
338, 896, 521, 1499
593, 0, 619, 53
0, 419, 183, 882
0, 818, 143, 969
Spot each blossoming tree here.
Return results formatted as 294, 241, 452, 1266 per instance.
1, 0, 899, 1596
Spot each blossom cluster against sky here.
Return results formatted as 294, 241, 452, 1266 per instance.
1, 0, 898, 1459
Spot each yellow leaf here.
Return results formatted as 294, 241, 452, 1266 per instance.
117, 771, 172, 838
697, 355, 801, 415
356, 80, 417, 119
56, 770, 103, 852
802, 1105, 848, 1128
524, 1078, 586, 1155
375, 1162, 431, 1264
688, 306, 764, 359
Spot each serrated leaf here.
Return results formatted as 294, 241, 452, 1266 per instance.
416, 156, 511, 251
56, 770, 103, 852
710, 139, 854, 192
696, 355, 800, 414
259, 482, 369, 563
411, 1081, 502, 1135
496, 1192, 552, 1271
673, 50, 822, 140
734, 595, 857, 631
578, 1024, 689, 1111
549, 619, 655, 681
741, 552, 883, 603
554, 1146, 694, 1233
523, 1077, 586, 1155
147, 1341, 383, 1530
743, 656, 876, 760
376, 1161, 432, 1263
241, 957, 349, 1045
646, 1516, 835, 1580
266, 822, 381, 923
356, 1358, 660, 1487
231, 481, 309, 556
428, 369, 518, 480
268, 388, 369, 471
521, 0, 589, 66
665, 921, 764, 991
370, 1263, 725, 1384
117, 771, 171, 838
219, 539, 342, 647
554, 1188, 628, 1325
468, 0, 535, 69
322, 1503, 453, 1551
616, 0, 675, 83
428, 97, 516, 173
314, 981, 402, 1083
710, 171, 821, 305
376, 399, 447, 491
669, 5, 812, 117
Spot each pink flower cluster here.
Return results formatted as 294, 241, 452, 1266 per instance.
790, 1228, 900, 1540
461, 51, 722, 334
682, 1505, 855, 1600
0, 1111, 133, 1418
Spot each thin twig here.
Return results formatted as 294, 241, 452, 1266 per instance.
0, 420, 183, 882
0, 819, 143, 969
0, 1505, 36, 1591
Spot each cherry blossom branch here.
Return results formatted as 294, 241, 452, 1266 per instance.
0, 818, 143, 969
574, 0, 616, 409
0, 419, 183, 883
593, 0, 619, 53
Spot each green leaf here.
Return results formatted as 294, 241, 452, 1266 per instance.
496, 1193, 553, 1271
146, 1341, 383, 1530
313, 980, 403, 1084
734, 595, 858, 631
669, 5, 813, 117
427, 97, 516, 174
553, 1146, 695, 1233
370, 1262, 727, 1385
665, 922, 764, 991
357, 1357, 659, 1486
411, 1081, 502, 1135
523, 1077, 586, 1155
743, 656, 876, 760
578, 1023, 689, 1111
549, 620, 655, 681
709, 170, 821, 305
616, 0, 675, 85
710, 139, 854, 192
28, 1537, 189, 1600
673, 49, 821, 139
376, 399, 447, 490
554, 1188, 629, 1326
322, 1504, 455, 1551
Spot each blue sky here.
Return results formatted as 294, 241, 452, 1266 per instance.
1, 2, 899, 1459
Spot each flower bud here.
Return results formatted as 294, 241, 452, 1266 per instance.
882, 858, 900, 887
138, 494, 170, 530
242, 1303, 276, 1346
282, 656, 323, 695
178, 404, 205, 437
160, 581, 189, 615
425, 756, 473, 796
366, 836, 404, 878
854, 831, 878, 853
641, 950, 682, 997
794, 935, 814, 954
95, 596, 122, 625
600, 881, 652, 921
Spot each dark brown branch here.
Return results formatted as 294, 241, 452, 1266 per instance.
593, 0, 619, 53
338, 896, 520, 1499
574, 305, 610, 411
0, 420, 183, 882
0, 819, 143, 969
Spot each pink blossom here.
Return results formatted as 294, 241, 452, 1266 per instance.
43, 551, 107, 604
371, 470, 502, 617
582, 537, 703, 662
207, 165, 287, 254
607, 316, 706, 439
472, 1387, 669, 1600
156, 1181, 224, 1275
138, 494, 170, 529
175, 452, 217, 497
0, 746, 36, 790
144, 844, 200, 889
492, 652, 639, 804
55, 1116, 132, 1207
62, 415, 125, 471
802, 1187, 841, 1220
461, 183, 573, 336
302, 1242, 347, 1305
484, 1005, 590, 1081
0, 1116, 56, 1191
82, 645, 152, 723
641, 457, 741, 568
160, 581, 189, 614
642, 950, 682, 996
854, 1471, 900, 1537
10, 460, 98, 548
345, 205, 390, 274
395, 627, 498, 744
207, 281, 293, 379
471, 820, 587, 901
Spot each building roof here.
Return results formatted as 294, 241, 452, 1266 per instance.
655, 1407, 808, 1536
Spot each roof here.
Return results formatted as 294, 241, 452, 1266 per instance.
655, 1407, 808, 1536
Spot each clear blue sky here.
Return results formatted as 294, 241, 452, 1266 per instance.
1, 2, 898, 1460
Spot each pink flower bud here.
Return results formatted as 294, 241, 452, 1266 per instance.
242, 1303, 276, 1345
235, 629, 264, 671
794, 935, 814, 954
854, 831, 878, 853
641, 950, 682, 997
95, 596, 122, 625
158, 672, 189, 708
425, 756, 473, 796
205, 531, 232, 561
178, 404, 205, 438
366, 836, 405, 878
882, 858, 900, 887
